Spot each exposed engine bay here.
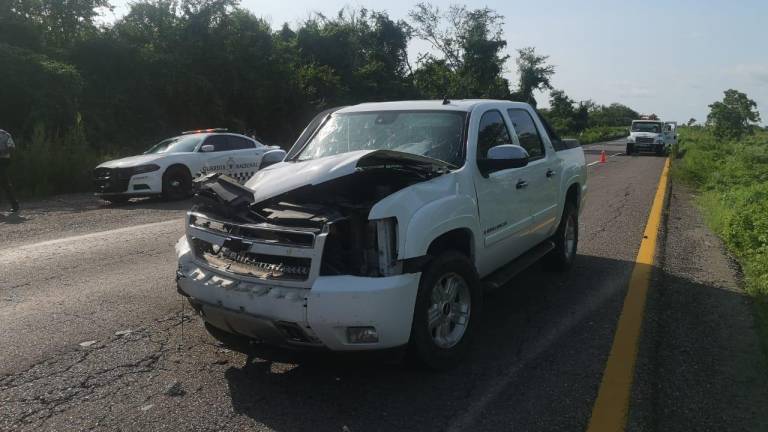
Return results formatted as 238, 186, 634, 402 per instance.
191, 150, 452, 278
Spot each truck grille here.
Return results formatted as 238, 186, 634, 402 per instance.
191, 238, 311, 281
636, 137, 655, 144
189, 213, 315, 247
186, 212, 327, 287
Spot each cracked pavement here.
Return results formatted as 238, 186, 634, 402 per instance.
3, 140, 763, 431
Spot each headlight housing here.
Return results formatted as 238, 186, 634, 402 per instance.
373, 217, 401, 276
627, 136, 635, 143
132, 164, 161, 174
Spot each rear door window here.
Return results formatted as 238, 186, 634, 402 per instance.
507, 109, 545, 160
203, 135, 229, 152
227, 135, 255, 150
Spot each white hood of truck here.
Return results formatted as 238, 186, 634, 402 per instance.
244, 149, 453, 204
97, 154, 166, 169
244, 150, 374, 203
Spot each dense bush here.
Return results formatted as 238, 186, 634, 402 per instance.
9, 117, 106, 197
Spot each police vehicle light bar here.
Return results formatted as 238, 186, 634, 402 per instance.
181, 128, 228, 135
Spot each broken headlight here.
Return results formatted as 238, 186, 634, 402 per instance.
371, 217, 402, 276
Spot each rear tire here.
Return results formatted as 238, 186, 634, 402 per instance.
544, 202, 578, 271
408, 250, 482, 370
162, 166, 192, 201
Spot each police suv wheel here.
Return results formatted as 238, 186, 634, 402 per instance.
163, 167, 192, 201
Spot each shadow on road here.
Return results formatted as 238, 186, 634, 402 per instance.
218, 254, 638, 432
14, 193, 196, 214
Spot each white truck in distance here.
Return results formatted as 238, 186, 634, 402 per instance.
626, 119, 677, 155
175, 100, 588, 368
93, 129, 285, 203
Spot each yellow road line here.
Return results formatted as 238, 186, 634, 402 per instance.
587, 157, 671, 432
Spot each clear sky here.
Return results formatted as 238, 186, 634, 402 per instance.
103, 0, 768, 124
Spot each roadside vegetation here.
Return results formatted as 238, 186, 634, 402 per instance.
574, 126, 629, 144
674, 89, 768, 354
1, 0, 638, 198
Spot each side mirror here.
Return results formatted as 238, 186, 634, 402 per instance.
477, 144, 529, 176
259, 149, 287, 170
200, 144, 215, 153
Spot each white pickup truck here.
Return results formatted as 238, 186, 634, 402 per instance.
626, 120, 677, 155
175, 100, 587, 368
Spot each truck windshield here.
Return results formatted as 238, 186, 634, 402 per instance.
144, 135, 202, 154
295, 110, 466, 166
631, 122, 662, 133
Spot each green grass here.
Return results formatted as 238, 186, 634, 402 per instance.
674, 126, 768, 358
566, 126, 628, 145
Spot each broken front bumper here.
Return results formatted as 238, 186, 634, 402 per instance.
176, 236, 420, 351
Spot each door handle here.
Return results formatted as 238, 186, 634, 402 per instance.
546, 169, 556, 178
516, 179, 528, 189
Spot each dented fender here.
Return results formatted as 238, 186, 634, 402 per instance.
368, 170, 481, 261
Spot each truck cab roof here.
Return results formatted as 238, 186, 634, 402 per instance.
336, 99, 533, 114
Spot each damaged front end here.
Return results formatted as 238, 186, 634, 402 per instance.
189, 150, 452, 280
176, 150, 452, 349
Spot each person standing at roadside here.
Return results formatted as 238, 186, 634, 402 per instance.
0, 129, 20, 213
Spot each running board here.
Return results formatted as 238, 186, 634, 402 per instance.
483, 240, 555, 291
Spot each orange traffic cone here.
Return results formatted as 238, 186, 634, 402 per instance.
600, 150, 607, 164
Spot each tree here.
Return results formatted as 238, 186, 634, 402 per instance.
409, 3, 511, 99
706, 89, 761, 139
546, 89, 576, 132
512, 47, 554, 107
588, 103, 639, 127
1, 0, 112, 50
296, 8, 414, 105
687, 118, 696, 126
541, 89, 590, 135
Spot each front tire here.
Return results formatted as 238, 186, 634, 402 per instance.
626, 143, 634, 155
544, 202, 578, 271
162, 166, 192, 201
408, 250, 482, 370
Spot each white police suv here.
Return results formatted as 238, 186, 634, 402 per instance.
94, 129, 285, 203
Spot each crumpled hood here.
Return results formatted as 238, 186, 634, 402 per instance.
244, 149, 452, 203
97, 153, 166, 169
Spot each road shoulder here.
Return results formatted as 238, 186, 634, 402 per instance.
628, 182, 768, 431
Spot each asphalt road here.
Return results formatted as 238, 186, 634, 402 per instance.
0, 138, 732, 431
